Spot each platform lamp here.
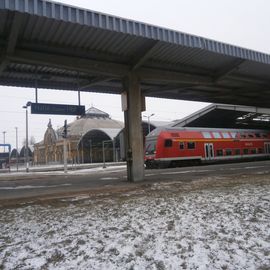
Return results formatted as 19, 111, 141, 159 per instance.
2, 131, 6, 152
22, 101, 31, 173
143, 113, 155, 134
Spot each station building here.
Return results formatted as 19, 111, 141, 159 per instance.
33, 107, 124, 165
33, 106, 171, 165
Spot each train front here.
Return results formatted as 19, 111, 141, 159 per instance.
144, 128, 167, 169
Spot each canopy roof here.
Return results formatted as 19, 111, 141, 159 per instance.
172, 104, 270, 129
1, 0, 270, 107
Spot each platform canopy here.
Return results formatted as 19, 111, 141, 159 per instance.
1, 0, 270, 107
172, 104, 270, 129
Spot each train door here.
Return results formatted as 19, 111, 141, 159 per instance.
264, 143, 270, 154
204, 143, 214, 160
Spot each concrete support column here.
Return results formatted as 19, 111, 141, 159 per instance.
123, 73, 145, 182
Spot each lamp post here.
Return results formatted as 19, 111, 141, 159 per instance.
81, 135, 84, 164
22, 102, 31, 173
3, 131, 6, 152
143, 113, 155, 134
102, 140, 113, 168
89, 139, 92, 163
15, 127, 18, 172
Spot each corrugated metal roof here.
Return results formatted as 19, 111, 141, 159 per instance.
1, 0, 270, 107
172, 104, 270, 129
1, 0, 269, 64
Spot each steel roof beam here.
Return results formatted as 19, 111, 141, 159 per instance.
213, 59, 245, 82
228, 74, 270, 87
138, 67, 214, 85
20, 41, 129, 64
0, 13, 22, 75
142, 83, 205, 95
9, 49, 129, 78
0, 56, 8, 74
130, 40, 159, 71
8, 49, 216, 86
6, 13, 22, 55
78, 77, 113, 91
0, 77, 121, 93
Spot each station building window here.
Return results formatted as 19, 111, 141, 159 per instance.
164, 139, 172, 147
235, 149, 241, 155
258, 148, 263, 154
243, 149, 249, 155
225, 149, 232, 156
187, 142, 195, 149
230, 132, 237, 138
250, 149, 257, 154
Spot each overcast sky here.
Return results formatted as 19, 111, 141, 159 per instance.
1, 0, 269, 150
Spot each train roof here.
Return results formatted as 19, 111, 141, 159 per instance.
147, 126, 269, 138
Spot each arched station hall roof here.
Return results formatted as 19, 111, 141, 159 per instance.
0, 0, 270, 107
63, 106, 123, 137
171, 104, 270, 130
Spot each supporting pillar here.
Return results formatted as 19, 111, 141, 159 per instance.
122, 73, 145, 182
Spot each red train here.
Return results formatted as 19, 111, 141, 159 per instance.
145, 127, 270, 169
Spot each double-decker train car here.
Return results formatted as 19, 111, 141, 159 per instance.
145, 127, 270, 169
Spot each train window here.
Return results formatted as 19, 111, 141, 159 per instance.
179, 142, 185, 150
202, 132, 211, 138
145, 141, 156, 155
225, 149, 232, 156
213, 132, 221, 138
241, 134, 246, 138
250, 149, 256, 154
243, 149, 249, 155
230, 132, 237, 138
258, 148, 263, 154
222, 132, 230, 138
248, 134, 254, 138
216, 149, 223, 156
164, 139, 172, 147
187, 142, 195, 149
255, 133, 261, 138
235, 149, 241, 155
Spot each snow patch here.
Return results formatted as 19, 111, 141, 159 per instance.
0, 183, 71, 190
0, 183, 269, 269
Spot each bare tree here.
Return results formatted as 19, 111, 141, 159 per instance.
22, 136, 36, 146
29, 136, 36, 145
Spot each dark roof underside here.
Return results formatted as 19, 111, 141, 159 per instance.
172, 104, 270, 129
0, 0, 270, 107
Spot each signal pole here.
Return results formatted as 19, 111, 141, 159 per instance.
63, 120, 68, 173
15, 127, 18, 172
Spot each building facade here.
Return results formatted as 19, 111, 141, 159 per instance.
34, 107, 124, 165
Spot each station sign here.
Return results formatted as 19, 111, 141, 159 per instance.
0, 144, 11, 152
31, 103, 85, 116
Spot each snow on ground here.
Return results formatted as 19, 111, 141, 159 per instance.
0, 180, 269, 270
0, 165, 127, 178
